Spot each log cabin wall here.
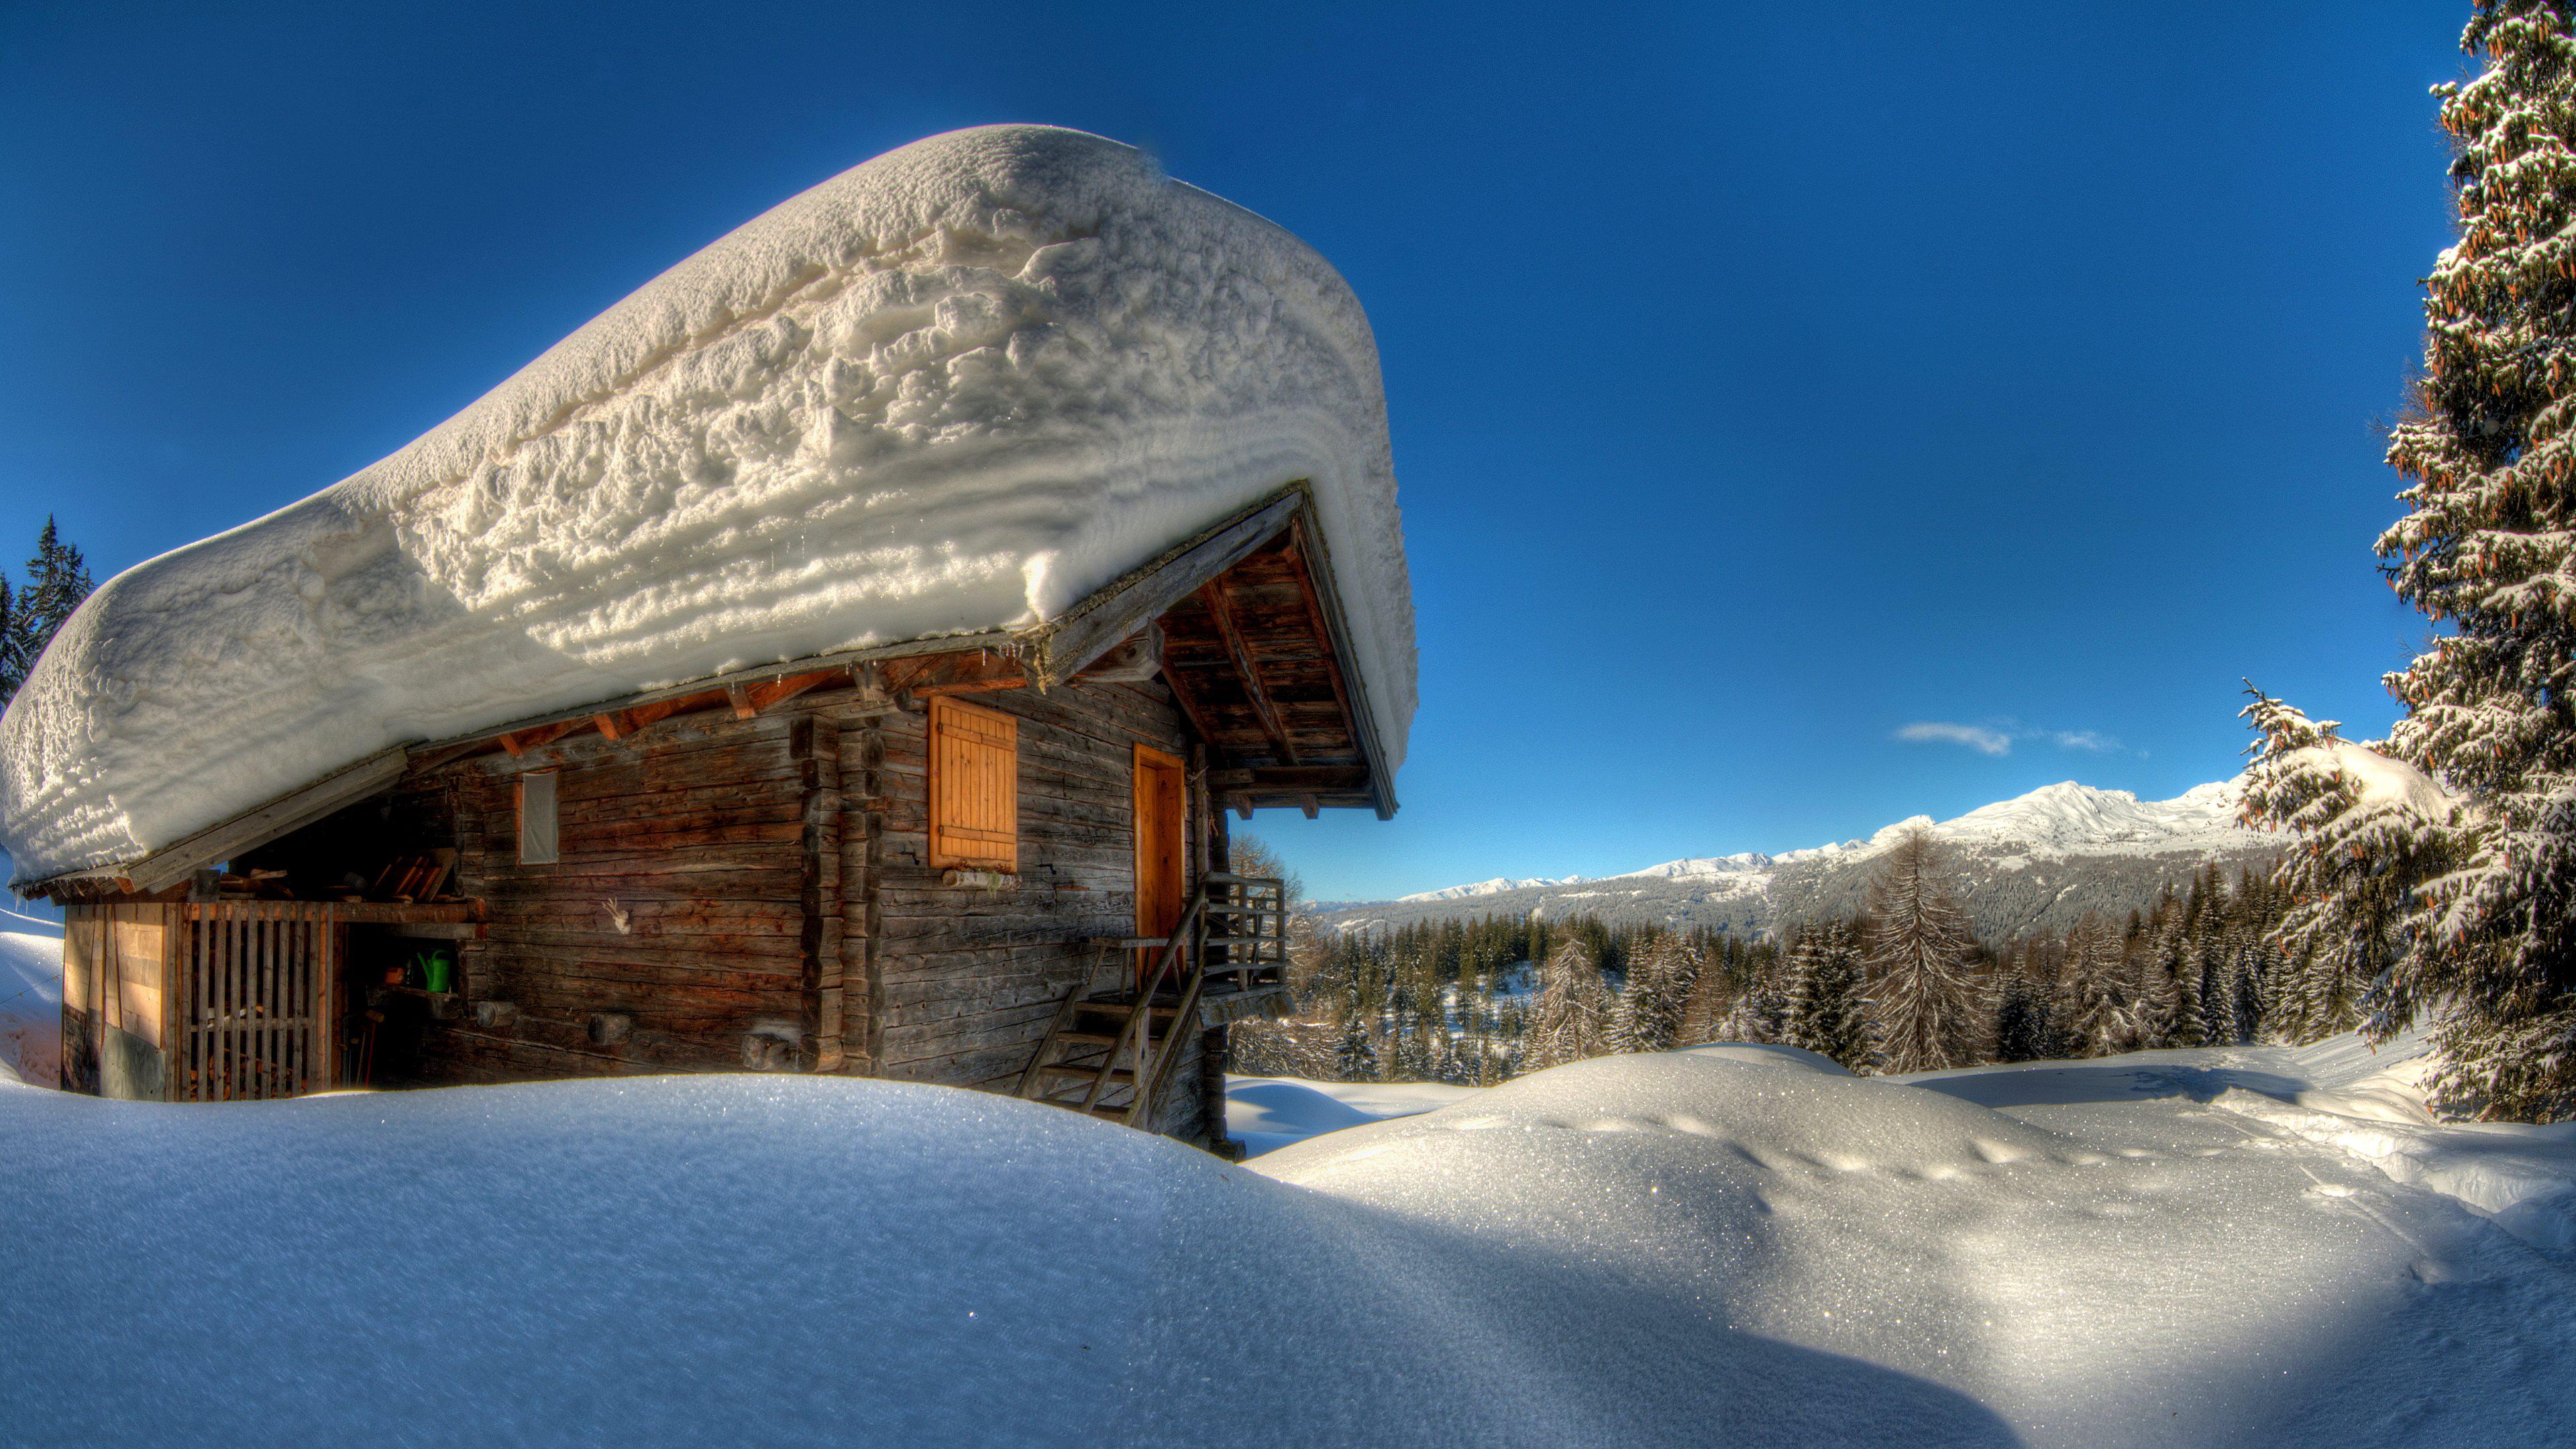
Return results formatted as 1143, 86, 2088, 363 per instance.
859, 674, 1208, 1141
390, 669, 1209, 1140
413, 704, 826, 1081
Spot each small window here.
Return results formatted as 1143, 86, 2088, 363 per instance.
928, 695, 1018, 872
518, 769, 559, 865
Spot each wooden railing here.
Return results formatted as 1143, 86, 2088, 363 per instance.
1015, 873, 1287, 1130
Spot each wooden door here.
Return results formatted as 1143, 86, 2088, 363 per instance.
1132, 745, 1187, 985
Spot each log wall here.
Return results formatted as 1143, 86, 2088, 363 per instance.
860, 678, 1205, 1140
416, 705, 827, 1081
392, 672, 1211, 1141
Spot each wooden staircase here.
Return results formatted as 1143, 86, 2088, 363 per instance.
1017, 873, 1289, 1128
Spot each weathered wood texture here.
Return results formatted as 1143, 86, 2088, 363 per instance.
1158, 526, 1383, 816
413, 703, 830, 1081
863, 676, 1206, 1138
58, 903, 174, 1098
163, 659, 1218, 1140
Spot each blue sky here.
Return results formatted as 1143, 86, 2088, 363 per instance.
0, 3, 2463, 900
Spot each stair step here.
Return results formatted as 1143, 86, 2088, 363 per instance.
1034, 1062, 1139, 1083
1075, 999, 1183, 1019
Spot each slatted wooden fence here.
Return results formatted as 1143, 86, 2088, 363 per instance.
178, 902, 338, 1102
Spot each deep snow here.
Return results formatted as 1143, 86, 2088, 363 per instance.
0, 924, 60, 1085
0, 124, 1415, 888
3, 1031, 2567, 1447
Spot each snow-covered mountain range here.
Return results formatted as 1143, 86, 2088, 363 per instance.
1326, 777, 2277, 943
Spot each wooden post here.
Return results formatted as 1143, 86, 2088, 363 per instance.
793, 714, 845, 1071
1199, 1024, 1232, 1156
857, 717, 885, 1076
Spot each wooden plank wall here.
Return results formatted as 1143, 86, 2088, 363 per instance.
419, 706, 826, 1081
60, 903, 175, 1098
389, 670, 1211, 1140
859, 676, 1208, 1140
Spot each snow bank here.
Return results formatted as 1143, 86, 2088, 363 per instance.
7, 1033, 2569, 1446
1258, 1041, 2576, 1446
0, 926, 60, 1085
0, 124, 1414, 886
1223, 1074, 1478, 1155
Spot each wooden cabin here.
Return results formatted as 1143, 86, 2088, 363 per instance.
36, 485, 1395, 1150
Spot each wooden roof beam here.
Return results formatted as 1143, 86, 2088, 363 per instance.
1197, 580, 1297, 765
1283, 522, 1363, 758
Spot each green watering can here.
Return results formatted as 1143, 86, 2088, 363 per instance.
415, 948, 455, 995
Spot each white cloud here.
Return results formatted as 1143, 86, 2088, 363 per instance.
1895, 721, 2127, 757
1896, 722, 2013, 756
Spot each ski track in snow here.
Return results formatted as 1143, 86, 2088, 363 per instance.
1, 1030, 2566, 1446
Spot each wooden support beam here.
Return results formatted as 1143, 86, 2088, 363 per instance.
1021, 486, 1304, 684
1299, 794, 1320, 820
743, 667, 845, 716
1197, 580, 1297, 765
726, 683, 757, 720
497, 720, 583, 757
1207, 765, 1371, 792
625, 696, 694, 735
908, 678, 1026, 699
592, 712, 628, 742
884, 651, 1025, 707
791, 715, 844, 1073
1284, 523, 1364, 761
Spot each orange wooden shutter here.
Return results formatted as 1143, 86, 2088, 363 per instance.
928, 696, 1018, 871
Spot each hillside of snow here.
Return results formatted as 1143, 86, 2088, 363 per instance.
0, 123, 1415, 888
5, 1032, 2565, 1446
0, 922, 61, 1086
1331, 776, 2279, 941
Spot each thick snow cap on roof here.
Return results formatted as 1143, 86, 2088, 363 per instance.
0, 125, 1415, 886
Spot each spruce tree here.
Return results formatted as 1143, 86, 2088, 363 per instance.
1613, 934, 1697, 1054
1523, 935, 1611, 1070
2058, 916, 2133, 1057
1993, 967, 2053, 1063
0, 577, 19, 704
1782, 919, 1876, 1071
1864, 829, 1980, 1072
1334, 1002, 1378, 1082
10, 516, 92, 680
2244, 2, 2576, 1120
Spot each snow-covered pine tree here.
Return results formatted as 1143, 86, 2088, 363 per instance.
1864, 828, 1980, 1072
2056, 916, 2135, 1057
1676, 937, 1735, 1046
1992, 964, 2053, 1063
1613, 934, 1698, 1054
0, 577, 20, 704
1334, 997, 1378, 1082
1523, 934, 1611, 1070
2239, 2, 2576, 1120
9, 517, 92, 690
1782, 918, 1876, 1071
2154, 912, 2206, 1049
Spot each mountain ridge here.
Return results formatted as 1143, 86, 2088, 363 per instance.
1323, 777, 2277, 943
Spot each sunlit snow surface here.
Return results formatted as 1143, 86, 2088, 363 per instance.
5, 1034, 2570, 1446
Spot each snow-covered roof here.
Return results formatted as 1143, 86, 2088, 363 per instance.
0, 125, 1415, 887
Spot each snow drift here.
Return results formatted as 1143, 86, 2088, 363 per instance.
0, 124, 1414, 886
6, 1032, 2571, 1446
